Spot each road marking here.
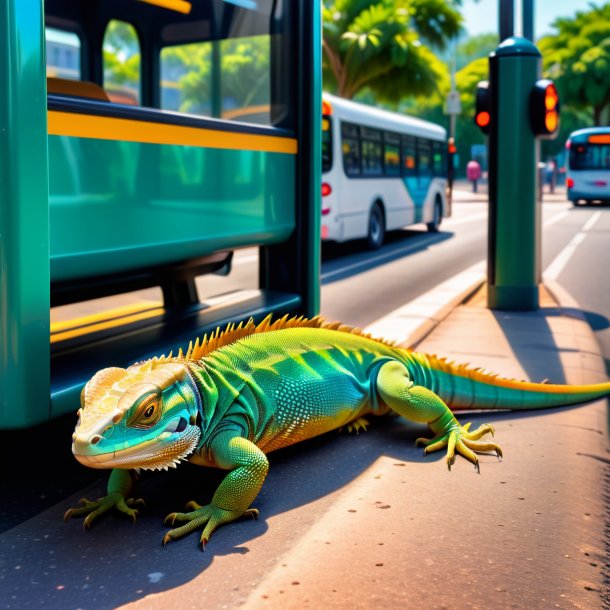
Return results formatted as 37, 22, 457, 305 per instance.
543, 211, 601, 281
543, 209, 570, 228
363, 260, 486, 345
321, 234, 438, 282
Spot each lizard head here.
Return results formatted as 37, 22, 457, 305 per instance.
72, 361, 202, 471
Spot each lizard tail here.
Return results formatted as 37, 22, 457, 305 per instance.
404, 351, 610, 410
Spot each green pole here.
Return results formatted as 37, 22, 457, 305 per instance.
0, 0, 51, 427
487, 37, 541, 311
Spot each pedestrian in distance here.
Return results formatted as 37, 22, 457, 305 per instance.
466, 160, 482, 193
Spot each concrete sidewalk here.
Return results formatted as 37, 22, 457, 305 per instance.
236, 282, 608, 610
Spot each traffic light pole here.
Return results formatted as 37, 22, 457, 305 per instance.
487, 37, 542, 311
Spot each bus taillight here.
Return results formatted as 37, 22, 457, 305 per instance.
566, 177, 574, 188
322, 182, 332, 197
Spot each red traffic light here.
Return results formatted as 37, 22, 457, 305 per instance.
474, 81, 490, 135
530, 80, 560, 138
476, 111, 490, 129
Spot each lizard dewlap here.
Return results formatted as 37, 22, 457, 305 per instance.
67, 314, 610, 548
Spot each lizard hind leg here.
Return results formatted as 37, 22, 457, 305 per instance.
376, 360, 501, 471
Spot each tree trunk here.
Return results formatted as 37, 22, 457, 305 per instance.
593, 105, 603, 126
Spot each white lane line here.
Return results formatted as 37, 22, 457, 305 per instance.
321, 235, 438, 282
543, 211, 601, 281
582, 211, 602, 232
543, 209, 570, 228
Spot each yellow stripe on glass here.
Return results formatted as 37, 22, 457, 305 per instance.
51, 303, 165, 343
47, 111, 298, 154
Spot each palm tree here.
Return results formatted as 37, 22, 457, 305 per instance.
323, 0, 462, 103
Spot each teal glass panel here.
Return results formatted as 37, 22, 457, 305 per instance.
48, 135, 296, 281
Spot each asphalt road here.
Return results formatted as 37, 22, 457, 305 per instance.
2, 191, 608, 609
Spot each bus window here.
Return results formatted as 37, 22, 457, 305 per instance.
418, 139, 433, 177
361, 127, 382, 177
402, 135, 417, 176
160, 41, 213, 116
342, 122, 361, 176
433, 141, 445, 176
220, 35, 271, 125
46, 28, 81, 80
570, 144, 610, 170
161, 33, 272, 125
384, 132, 401, 177
322, 117, 333, 173
103, 20, 141, 105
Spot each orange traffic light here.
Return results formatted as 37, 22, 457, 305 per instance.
476, 111, 491, 129
474, 81, 490, 135
530, 80, 560, 138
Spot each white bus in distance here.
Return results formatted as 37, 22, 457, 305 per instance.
321, 93, 449, 249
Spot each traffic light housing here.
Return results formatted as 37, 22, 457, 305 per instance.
530, 79, 560, 138
475, 81, 491, 135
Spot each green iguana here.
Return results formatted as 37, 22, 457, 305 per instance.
66, 314, 610, 549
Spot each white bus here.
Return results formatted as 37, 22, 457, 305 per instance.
321, 93, 449, 249
566, 127, 610, 206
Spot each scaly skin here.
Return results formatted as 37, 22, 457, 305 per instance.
66, 315, 610, 549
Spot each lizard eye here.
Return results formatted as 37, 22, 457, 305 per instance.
128, 390, 162, 429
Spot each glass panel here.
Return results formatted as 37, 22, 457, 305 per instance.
322, 117, 333, 173
158, 0, 288, 127
360, 126, 381, 141
342, 138, 360, 176
571, 144, 610, 170
220, 35, 271, 125
103, 20, 141, 105
418, 140, 432, 177
402, 136, 417, 176
361, 140, 383, 177
161, 42, 213, 116
384, 143, 401, 177
341, 122, 359, 138
433, 142, 445, 176
46, 27, 81, 80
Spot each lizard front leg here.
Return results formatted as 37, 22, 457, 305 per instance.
377, 360, 502, 471
64, 468, 145, 528
163, 429, 269, 549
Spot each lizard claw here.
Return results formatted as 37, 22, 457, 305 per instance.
418, 423, 500, 471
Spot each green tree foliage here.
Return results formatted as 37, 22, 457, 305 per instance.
539, 3, 610, 126
399, 48, 491, 176
322, 0, 462, 102
103, 20, 141, 95
161, 37, 270, 116
455, 33, 498, 70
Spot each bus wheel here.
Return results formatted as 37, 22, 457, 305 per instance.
366, 202, 385, 250
427, 197, 442, 233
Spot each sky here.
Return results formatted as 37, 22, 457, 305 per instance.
462, 0, 587, 39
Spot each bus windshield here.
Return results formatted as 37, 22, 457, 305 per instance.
570, 143, 610, 170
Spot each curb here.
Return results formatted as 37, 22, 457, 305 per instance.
363, 261, 486, 349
